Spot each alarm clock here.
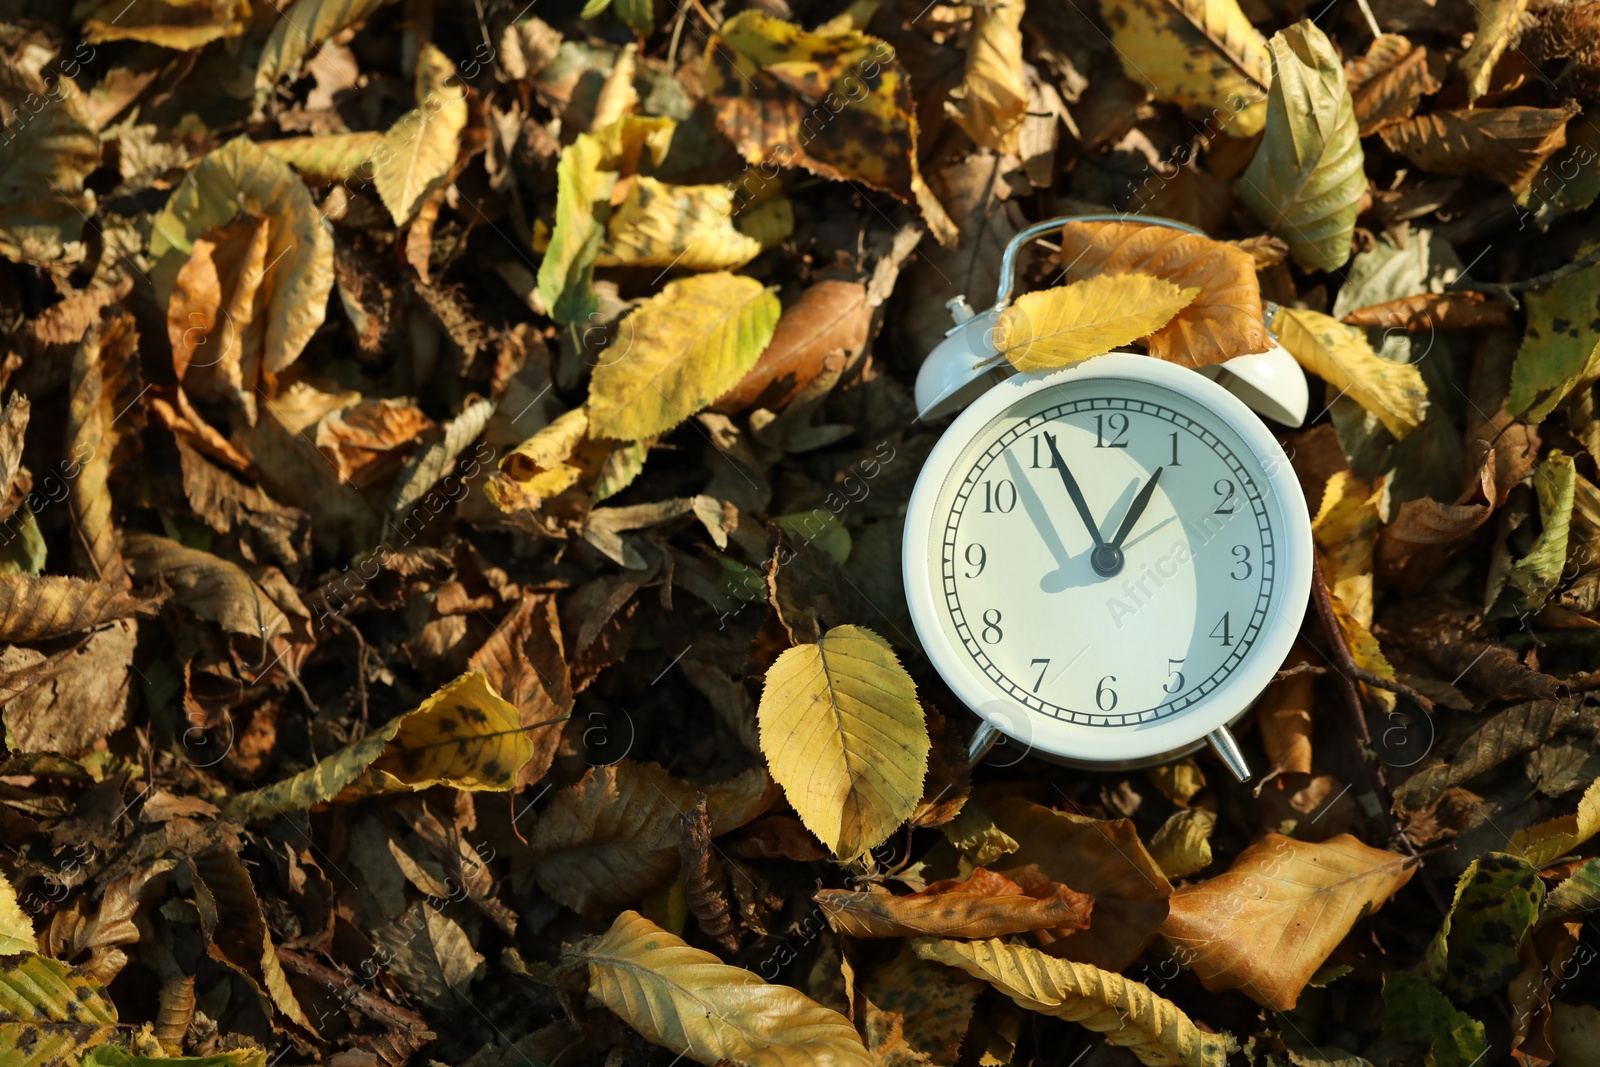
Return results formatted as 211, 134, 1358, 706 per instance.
903, 216, 1313, 781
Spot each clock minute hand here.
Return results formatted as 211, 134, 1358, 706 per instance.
1109, 467, 1165, 549
1042, 432, 1107, 549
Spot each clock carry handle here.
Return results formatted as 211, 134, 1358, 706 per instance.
913, 214, 1309, 432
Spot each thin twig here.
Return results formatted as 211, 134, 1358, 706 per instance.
1450, 244, 1600, 307
276, 947, 434, 1035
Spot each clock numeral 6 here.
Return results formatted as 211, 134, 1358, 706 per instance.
981, 479, 1016, 514
1163, 658, 1185, 694
1095, 675, 1118, 711
981, 609, 1003, 644
1210, 612, 1233, 647
964, 543, 987, 578
1094, 413, 1129, 449
1213, 478, 1237, 515
1231, 544, 1252, 580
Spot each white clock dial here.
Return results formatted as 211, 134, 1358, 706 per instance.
904, 354, 1311, 767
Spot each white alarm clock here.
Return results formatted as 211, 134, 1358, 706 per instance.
903, 216, 1313, 781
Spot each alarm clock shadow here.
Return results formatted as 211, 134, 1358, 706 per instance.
1000, 449, 1143, 592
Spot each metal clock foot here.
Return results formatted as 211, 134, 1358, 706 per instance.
967, 720, 1001, 766
1207, 726, 1253, 782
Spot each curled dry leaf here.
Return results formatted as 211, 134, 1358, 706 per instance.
375, 44, 469, 227
915, 937, 1235, 1067
79, 0, 249, 49
993, 274, 1200, 372
1342, 291, 1513, 331
1238, 21, 1364, 273
1380, 103, 1580, 194
757, 624, 929, 862
67, 318, 135, 588
1507, 450, 1575, 613
574, 910, 873, 1067
946, 0, 1027, 155
1460, 0, 1532, 103
1055, 221, 1269, 368
1099, 0, 1270, 137
256, 0, 392, 105
815, 867, 1092, 940
1160, 833, 1416, 1010
714, 280, 873, 414
1345, 35, 1441, 137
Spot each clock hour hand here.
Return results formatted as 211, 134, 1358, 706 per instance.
1109, 467, 1165, 550
1042, 432, 1107, 548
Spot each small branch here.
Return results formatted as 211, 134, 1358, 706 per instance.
276, 948, 433, 1035
1271, 661, 1327, 683
1450, 244, 1600, 308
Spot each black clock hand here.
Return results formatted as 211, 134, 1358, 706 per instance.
1109, 467, 1165, 549
1042, 432, 1107, 549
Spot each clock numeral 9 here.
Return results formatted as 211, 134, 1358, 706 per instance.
981, 609, 1003, 644
1095, 675, 1118, 711
1231, 544, 1252, 580
981, 479, 1016, 513
1210, 612, 1233, 647
1094, 413, 1129, 449
1163, 658, 1185, 694
964, 543, 987, 578
1213, 478, 1237, 515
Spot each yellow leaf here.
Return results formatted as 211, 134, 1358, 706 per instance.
915, 938, 1235, 1067
597, 176, 776, 270
1313, 471, 1396, 708
225, 671, 535, 820
529, 761, 776, 916
587, 273, 781, 441
947, 0, 1027, 154
375, 44, 469, 226
575, 910, 873, 1067
813, 868, 1092, 940
993, 274, 1199, 372
1149, 808, 1217, 880
79, 0, 250, 49
498, 407, 593, 495
1272, 305, 1428, 438
0, 871, 36, 955
757, 625, 929, 862
0, 955, 118, 1065
1160, 833, 1416, 1010
1460, 0, 1530, 102
703, 11, 957, 244
1099, 0, 1270, 137
1238, 21, 1365, 272
256, 0, 393, 104
260, 132, 387, 182
1508, 450, 1577, 613
0, 64, 100, 266
149, 137, 334, 382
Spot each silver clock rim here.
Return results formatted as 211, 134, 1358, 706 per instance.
901, 351, 1314, 766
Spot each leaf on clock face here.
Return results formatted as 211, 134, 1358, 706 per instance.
1054, 221, 1269, 367
1508, 260, 1600, 421
757, 624, 928, 862
1159, 833, 1416, 1011
575, 910, 873, 1067
1507, 450, 1575, 613
1460, 0, 1531, 103
987, 797, 1171, 972
946, 0, 1027, 155
374, 43, 468, 226
814, 867, 1092, 940
914, 938, 1236, 1067
1345, 35, 1441, 136
701, 11, 957, 245
586, 273, 781, 441
993, 274, 1199, 372
1237, 21, 1365, 273
1272, 306, 1428, 438
1380, 104, 1580, 194
1097, 0, 1270, 137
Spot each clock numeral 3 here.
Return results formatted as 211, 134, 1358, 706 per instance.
1213, 478, 1237, 515
981, 609, 1003, 644
964, 543, 987, 578
981, 479, 1016, 513
1095, 675, 1118, 711
1030, 658, 1050, 692
1163, 658, 1185, 694
1094, 413, 1129, 449
1231, 544, 1252, 580
1210, 612, 1233, 647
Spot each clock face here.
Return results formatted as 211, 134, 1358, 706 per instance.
903, 354, 1312, 766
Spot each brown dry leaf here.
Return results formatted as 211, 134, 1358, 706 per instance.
1380, 104, 1580, 194
468, 590, 571, 789
714, 280, 873, 414
1054, 220, 1269, 367
988, 796, 1171, 971
815, 867, 1092, 940
859, 943, 981, 1067
1342, 291, 1514, 331
0, 62, 100, 265
528, 760, 776, 916
45, 861, 168, 986
1257, 646, 1314, 777
314, 397, 437, 487
175, 437, 310, 567
123, 533, 290, 642
0, 575, 157, 642
947, 0, 1027, 155
1345, 35, 1440, 136
66, 317, 136, 588
1, 619, 137, 756
1160, 833, 1416, 1010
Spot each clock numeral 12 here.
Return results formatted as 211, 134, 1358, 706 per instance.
1094, 413, 1130, 448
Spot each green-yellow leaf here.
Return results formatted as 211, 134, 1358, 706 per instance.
78, 0, 250, 50
1098, 0, 1270, 137
375, 44, 468, 226
255, 0, 393, 105
1510, 775, 1600, 870
260, 132, 386, 182
149, 137, 334, 378
225, 671, 535, 820
0, 955, 118, 1067
1507, 450, 1576, 612
757, 624, 928, 862
596, 176, 774, 270
0, 64, 100, 266
1459, 0, 1529, 103
1382, 971, 1487, 1067
1425, 853, 1542, 1003
1238, 21, 1365, 272
587, 273, 781, 441
1508, 260, 1600, 421
0, 870, 36, 955
1545, 856, 1600, 921
1272, 305, 1428, 438
993, 274, 1199, 372
574, 910, 873, 1067
914, 938, 1235, 1067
